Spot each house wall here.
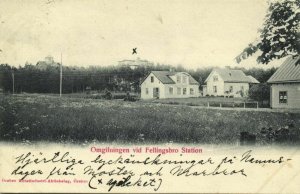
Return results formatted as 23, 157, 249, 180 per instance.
168, 73, 199, 98
163, 84, 199, 98
206, 71, 224, 96
224, 82, 249, 97
270, 83, 300, 109
141, 73, 166, 99
202, 85, 207, 96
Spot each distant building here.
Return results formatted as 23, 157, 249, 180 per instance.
267, 56, 300, 109
118, 57, 154, 69
140, 71, 199, 99
36, 56, 60, 70
203, 68, 259, 97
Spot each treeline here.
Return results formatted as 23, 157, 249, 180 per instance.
0, 63, 277, 94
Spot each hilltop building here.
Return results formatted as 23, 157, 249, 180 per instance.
118, 58, 154, 69
36, 56, 60, 70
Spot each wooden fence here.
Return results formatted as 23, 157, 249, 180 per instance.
207, 101, 259, 109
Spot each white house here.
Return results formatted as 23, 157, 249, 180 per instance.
140, 71, 199, 99
203, 68, 259, 97
267, 56, 300, 109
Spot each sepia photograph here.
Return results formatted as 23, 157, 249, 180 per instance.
0, 0, 299, 193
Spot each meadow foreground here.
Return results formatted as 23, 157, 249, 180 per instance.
0, 94, 299, 144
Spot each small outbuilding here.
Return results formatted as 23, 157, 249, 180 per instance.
267, 56, 300, 109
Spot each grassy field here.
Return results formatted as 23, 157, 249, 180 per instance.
0, 94, 299, 144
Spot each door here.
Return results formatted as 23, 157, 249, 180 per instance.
153, 88, 160, 98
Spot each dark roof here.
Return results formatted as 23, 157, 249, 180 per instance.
206, 68, 252, 83
151, 71, 176, 84
148, 71, 199, 85
188, 75, 199, 85
247, 75, 260, 84
267, 56, 300, 83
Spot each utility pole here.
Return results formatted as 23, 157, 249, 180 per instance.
60, 53, 62, 97
12, 71, 14, 95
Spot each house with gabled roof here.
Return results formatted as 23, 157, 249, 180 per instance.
140, 71, 199, 99
203, 67, 259, 97
267, 56, 300, 109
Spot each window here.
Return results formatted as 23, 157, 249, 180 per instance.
182, 76, 187, 83
183, 88, 187, 95
169, 87, 173, 94
177, 87, 181, 95
279, 91, 287, 103
177, 76, 181, 83
229, 86, 233, 93
213, 86, 217, 93
190, 88, 194, 95
146, 88, 149, 95
213, 75, 218, 81
150, 76, 154, 83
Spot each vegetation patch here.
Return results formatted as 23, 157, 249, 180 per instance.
0, 94, 299, 145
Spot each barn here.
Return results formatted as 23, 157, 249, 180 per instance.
267, 56, 300, 109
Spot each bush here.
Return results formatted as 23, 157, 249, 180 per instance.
123, 92, 137, 102
186, 102, 198, 106
249, 83, 270, 102
113, 94, 127, 99
103, 90, 112, 100
166, 101, 180, 105
93, 95, 102, 99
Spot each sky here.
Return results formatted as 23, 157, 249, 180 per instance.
0, 0, 284, 69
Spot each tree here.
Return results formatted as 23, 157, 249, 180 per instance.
236, 0, 300, 64
248, 83, 270, 102
0, 64, 13, 92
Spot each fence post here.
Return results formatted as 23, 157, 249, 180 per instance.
244, 102, 245, 109
256, 102, 258, 109
220, 103, 222, 108
208, 102, 210, 107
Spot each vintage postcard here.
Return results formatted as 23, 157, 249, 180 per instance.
0, 0, 300, 193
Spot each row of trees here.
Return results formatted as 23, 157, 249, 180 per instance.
0, 62, 277, 94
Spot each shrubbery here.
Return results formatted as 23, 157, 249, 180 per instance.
248, 83, 270, 102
